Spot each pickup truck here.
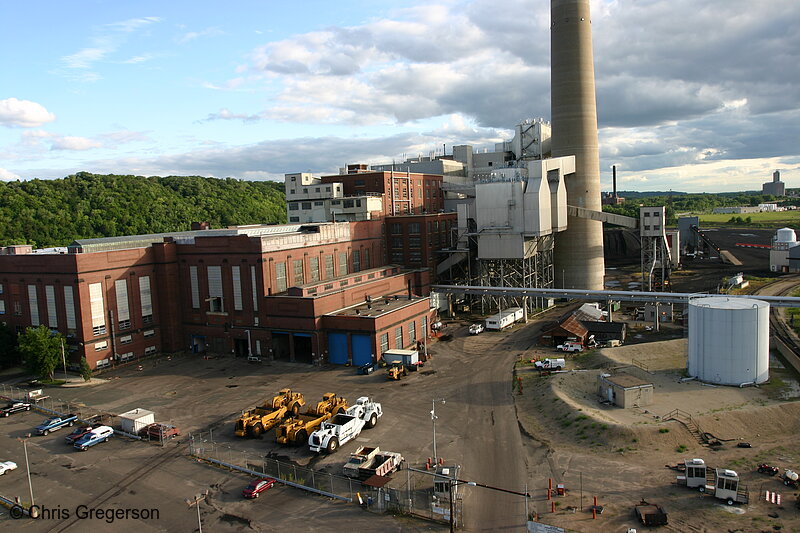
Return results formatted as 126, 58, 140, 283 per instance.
74, 426, 114, 451
534, 358, 566, 371
35, 414, 77, 435
1, 401, 31, 417
556, 342, 583, 353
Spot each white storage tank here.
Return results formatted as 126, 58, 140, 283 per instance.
776, 227, 797, 244
688, 297, 769, 385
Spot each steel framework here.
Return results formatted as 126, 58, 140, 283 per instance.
641, 235, 671, 292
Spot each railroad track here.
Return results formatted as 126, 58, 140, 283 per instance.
756, 276, 800, 377
45, 443, 183, 533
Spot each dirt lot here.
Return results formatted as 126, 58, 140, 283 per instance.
514, 334, 800, 533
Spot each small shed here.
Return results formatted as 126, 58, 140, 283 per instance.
581, 320, 626, 343
540, 314, 588, 346
597, 373, 653, 408
119, 408, 155, 434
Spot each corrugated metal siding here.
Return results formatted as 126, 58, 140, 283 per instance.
139, 276, 152, 317
89, 283, 105, 328
115, 279, 130, 321
28, 285, 40, 326
190, 266, 200, 308
64, 286, 76, 329
232, 266, 243, 311
45, 285, 58, 328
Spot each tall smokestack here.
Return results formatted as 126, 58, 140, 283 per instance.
551, 0, 605, 290
612, 165, 617, 197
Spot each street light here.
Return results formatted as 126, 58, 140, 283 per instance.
18, 435, 34, 510
431, 398, 445, 464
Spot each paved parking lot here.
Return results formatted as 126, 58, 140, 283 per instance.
1, 314, 560, 532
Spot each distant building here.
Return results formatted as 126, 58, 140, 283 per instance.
711, 206, 759, 215
762, 170, 785, 197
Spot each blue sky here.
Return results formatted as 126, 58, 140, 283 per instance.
2, 0, 799, 192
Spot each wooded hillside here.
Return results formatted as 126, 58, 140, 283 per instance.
0, 172, 286, 248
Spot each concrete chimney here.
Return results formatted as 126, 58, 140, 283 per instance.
551, 0, 605, 290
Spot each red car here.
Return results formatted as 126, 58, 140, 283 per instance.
64, 424, 102, 444
242, 478, 276, 499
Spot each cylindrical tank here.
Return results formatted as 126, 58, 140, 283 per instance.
775, 227, 797, 243
688, 297, 770, 385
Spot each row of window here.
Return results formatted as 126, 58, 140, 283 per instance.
379, 316, 428, 352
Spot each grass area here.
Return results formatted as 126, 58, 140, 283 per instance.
34, 378, 66, 386
698, 210, 800, 227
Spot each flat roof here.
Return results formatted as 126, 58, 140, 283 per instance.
326, 295, 429, 319
602, 373, 652, 389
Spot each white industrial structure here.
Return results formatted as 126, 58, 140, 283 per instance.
688, 297, 770, 385
770, 227, 798, 272
640, 206, 672, 291
285, 172, 383, 223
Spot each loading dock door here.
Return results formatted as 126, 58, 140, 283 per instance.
272, 332, 291, 361
351, 334, 373, 367
328, 332, 348, 365
293, 333, 313, 364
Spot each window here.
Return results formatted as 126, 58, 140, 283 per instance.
408, 223, 420, 234
352, 250, 361, 272
363, 248, 370, 270
94, 341, 108, 351
13, 301, 22, 316
289, 203, 299, 211
315, 187, 320, 192
339, 252, 348, 276
331, 200, 341, 205
409, 321, 416, 343
293, 259, 304, 286
189, 266, 200, 308
421, 316, 427, 338
143, 329, 155, 338
232, 266, 243, 311
64, 285, 76, 330
45, 285, 57, 328
392, 237, 403, 249
0, 300, 5, 314
326, 187, 331, 192
303, 188, 308, 193
289, 216, 300, 222
120, 352, 134, 362
145, 346, 157, 355
418, 188, 423, 198
115, 279, 129, 329
409, 237, 421, 249
276, 262, 287, 292
394, 187, 399, 198
310, 257, 320, 282
28, 285, 40, 326
301, 202, 312, 210
324, 255, 334, 279
89, 283, 105, 335
206, 267, 223, 313
314, 201, 323, 206
139, 276, 153, 323
119, 335, 132, 345
343, 199, 354, 208
391, 250, 405, 262
0, 283, 3, 294
251, 265, 259, 312
380, 333, 389, 354
395, 326, 403, 349
390, 223, 402, 235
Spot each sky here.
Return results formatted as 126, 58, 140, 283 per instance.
1, 0, 799, 193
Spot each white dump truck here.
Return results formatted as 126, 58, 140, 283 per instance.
342, 445, 403, 479
347, 397, 383, 429
309, 413, 365, 453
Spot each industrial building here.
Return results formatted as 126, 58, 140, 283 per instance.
597, 372, 654, 408
0, 221, 438, 369
762, 170, 786, 197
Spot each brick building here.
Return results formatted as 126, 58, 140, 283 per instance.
0, 221, 437, 369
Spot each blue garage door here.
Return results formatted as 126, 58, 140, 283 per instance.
328, 332, 348, 365
351, 335, 373, 367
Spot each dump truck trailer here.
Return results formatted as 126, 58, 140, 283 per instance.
234, 389, 306, 437
275, 393, 348, 446
309, 413, 365, 453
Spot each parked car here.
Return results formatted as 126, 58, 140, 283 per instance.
468, 323, 485, 335
1, 401, 31, 417
0, 461, 17, 475
243, 478, 276, 498
139, 423, 180, 440
74, 426, 114, 451
64, 424, 103, 444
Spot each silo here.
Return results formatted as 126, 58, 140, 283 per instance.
688, 297, 770, 385
776, 227, 797, 244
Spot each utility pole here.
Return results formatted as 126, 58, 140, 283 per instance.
431, 398, 445, 464
60, 338, 67, 377
186, 490, 208, 533
19, 436, 34, 508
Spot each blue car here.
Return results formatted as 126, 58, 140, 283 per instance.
74, 426, 114, 451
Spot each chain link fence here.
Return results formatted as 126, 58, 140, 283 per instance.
188, 430, 460, 526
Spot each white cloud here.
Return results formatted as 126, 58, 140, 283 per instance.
0, 98, 56, 128
177, 27, 224, 45
0, 167, 21, 181
50, 136, 102, 151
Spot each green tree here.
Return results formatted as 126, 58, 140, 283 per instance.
79, 356, 92, 382
17, 325, 64, 379
0, 323, 18, 368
